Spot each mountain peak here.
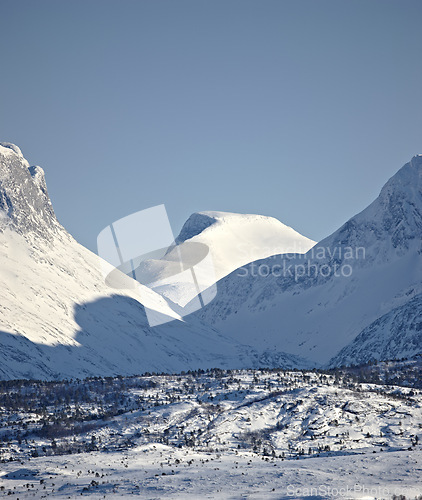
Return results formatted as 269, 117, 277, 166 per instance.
176, 210, 303, 244
176, 212, 219, 243
378, 154, 422, 200
317, 155, 422, 262
0, 142, 26, 159
0, 142, 60, 238
137, 210, 315, 307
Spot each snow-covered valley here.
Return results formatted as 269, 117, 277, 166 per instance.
0, 362, 421, 498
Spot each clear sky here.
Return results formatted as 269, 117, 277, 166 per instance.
1, 0, 421, 251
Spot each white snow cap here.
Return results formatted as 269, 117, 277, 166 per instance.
0, 142, 24, 157
176, 210, 297, 243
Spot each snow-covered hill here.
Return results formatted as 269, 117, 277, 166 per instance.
134, 211, 315, 306
194, 155, 422, 367
1, 368, 421, 498
0, 143, 275, 380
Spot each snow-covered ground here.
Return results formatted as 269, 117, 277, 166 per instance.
0, 367, 421, 498
1, 445, 421, 499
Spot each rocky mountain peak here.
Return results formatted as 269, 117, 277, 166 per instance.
0, 143, 61, 238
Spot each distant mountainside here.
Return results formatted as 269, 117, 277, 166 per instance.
134, 211, 315, 307
1, 143, 300, 380
193, 155, 422, 367
329, 292, 422, 367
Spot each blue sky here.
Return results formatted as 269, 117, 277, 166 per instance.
1, 0, 421, 251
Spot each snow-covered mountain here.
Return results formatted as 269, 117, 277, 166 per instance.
0, 143, 283, 380
193, 155, 422, 367
2, 142, 420, 378
134, 211, 315, 306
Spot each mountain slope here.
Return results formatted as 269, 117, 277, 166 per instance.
134, 211, 315, 306
193, 155, 422, 366
0, 143, 272, 380
328, 292, 422, 367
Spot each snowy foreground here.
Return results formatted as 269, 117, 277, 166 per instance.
0, 366, 421, 498
0, 445, 421, 499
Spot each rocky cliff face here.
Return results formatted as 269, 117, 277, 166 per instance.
0, 143, 62, 239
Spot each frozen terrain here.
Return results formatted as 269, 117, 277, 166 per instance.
0, 446, 421, 499
0, 364, 421, 498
